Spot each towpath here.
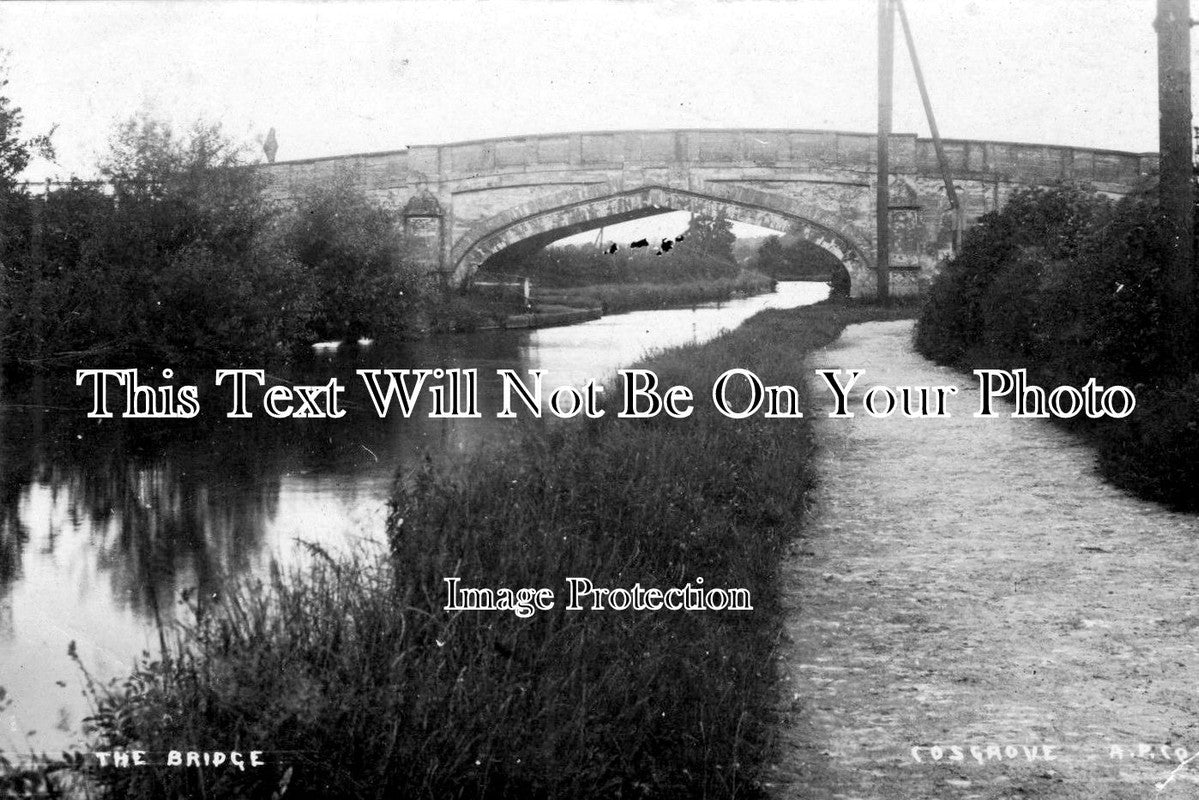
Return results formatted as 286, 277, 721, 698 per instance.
771, 320, 1199, 800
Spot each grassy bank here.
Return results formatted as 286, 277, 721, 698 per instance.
533, 270, 777, 314
419, 291, 532, 333
74, 300, 912, 800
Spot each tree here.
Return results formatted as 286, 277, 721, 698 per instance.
96, 115, 313, 365
755, 235, 847, 282
684, 211, 736, 264
282, 174, 422, 342
3, 113, 315, 370
2, 182, 122, 364
99, 115, 274, 262
0, 68, 54, 190
756, 235, 786, 276
0, 65, 56, 367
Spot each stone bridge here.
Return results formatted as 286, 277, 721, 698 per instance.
259, 128, 1157, 297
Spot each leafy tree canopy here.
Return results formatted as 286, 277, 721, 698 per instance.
0, 65, 54, 191
683, 211, 736, 264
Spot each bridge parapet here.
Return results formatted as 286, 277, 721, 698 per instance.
920, 138, 1157, 187
259, 128, 1155, 197
424, 129, 1155, 186
259, 148, 412, 196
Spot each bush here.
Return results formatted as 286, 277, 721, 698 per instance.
978, 248, 1048, 363
2, 118, 442, 370
1064, 199, 1179, 383
914, 184, 1110, 365
2, 116, 317, 370
149, 243, 312, 366
915, 184, 1199, 510
1096, 376, 1199, 507
282, 175, 424, 342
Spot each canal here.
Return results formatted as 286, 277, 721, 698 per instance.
0, 281, 829, 756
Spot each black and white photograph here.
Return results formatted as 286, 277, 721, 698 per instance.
1, 1, 1197, 797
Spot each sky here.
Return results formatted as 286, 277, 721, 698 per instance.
0, 0, 1178, 242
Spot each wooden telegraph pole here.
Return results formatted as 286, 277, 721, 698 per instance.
877, 0, 895, 301
1155, 0, 1195, 352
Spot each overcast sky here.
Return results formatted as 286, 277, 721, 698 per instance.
0, 0, 1175, 186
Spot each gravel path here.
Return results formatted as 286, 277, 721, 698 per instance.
771, 320, 1199, 800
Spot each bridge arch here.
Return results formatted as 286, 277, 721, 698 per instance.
450, 182, 874, 295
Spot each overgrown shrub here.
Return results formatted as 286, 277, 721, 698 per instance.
915, 183, 1199, 510
282, 174, 424, 342
977, 248, 1049, 363
1, 116, 317, 370
914, 184, 1112, 365
1, 117, 442, 371
1095, 375, 1199, 506
149, 242, 312, 366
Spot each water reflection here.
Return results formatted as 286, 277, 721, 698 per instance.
0, 282, 828, 754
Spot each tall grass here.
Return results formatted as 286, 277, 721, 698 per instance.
536, 271, 776, 314
79, 301, 911, 799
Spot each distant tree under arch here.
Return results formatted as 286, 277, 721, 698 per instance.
683, 211, 736, 264
755, 235, 848, 290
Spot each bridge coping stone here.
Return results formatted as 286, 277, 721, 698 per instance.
260, 128, 1157, 190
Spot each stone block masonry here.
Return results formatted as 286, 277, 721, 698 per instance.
257, 129, 1155, 298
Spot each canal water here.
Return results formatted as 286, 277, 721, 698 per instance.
0, 281, 829, 756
